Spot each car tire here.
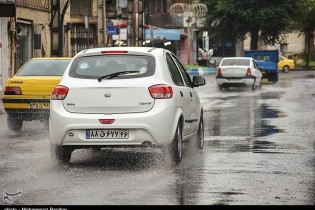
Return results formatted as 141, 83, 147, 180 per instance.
7, 115, 23, 132
170, 120, 183, 164
51, 145, 72, 166
196, 115, 204, 150
252, 83, 256, 91
283, 66, 290, 73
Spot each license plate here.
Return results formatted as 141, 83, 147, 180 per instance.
30, 103, 50, 109
86, 129, 129, 139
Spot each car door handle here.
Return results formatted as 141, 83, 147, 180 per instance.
180, 91, 183, 97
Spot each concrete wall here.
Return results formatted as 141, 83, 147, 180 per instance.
16, 6, 52, 57
0, 17, 11, 94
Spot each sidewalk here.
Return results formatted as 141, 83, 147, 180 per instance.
0, 89, 4, 115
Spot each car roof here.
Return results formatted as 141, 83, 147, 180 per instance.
74, 47, 166, 57
31, 57, 72, 60
222, 57, 251, 60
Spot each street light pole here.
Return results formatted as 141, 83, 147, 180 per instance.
170, 1, 208, 65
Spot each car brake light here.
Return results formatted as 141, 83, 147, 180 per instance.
4, 87, 22, 95
101, 50, 128, 54
246, 67, 251, 76
51, 85, 69, 100
149, 85, 173, 99
217, 68, 222, 77
99, 119, 115, 124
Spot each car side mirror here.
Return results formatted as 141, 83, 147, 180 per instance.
192, 76, 206, 87
258, 66, 263, 71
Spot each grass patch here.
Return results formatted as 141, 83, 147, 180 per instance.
296, 61, 315, 69
185, 64, 209, 68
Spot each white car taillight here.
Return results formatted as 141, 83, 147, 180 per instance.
149, 85, 173, 99
217, 68, 222, 77
246, 67, 251, 76
51, 85, 69, 100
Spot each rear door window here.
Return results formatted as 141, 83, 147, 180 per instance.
170, 54, 193, 88
166, 53, 184, 86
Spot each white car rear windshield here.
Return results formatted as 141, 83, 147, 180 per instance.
221, 59, 250, 66
69, 55, 155, 79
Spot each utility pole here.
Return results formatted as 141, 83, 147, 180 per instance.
98, 0, 107, 47
10, 17, 15, 76
50, 0, 60, 57
127, 0, 134, 46
50, 0, 69, 57
137, 0, 144, 47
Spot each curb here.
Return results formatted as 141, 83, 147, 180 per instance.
0, 89, 4, 115
186, 67, 217, 75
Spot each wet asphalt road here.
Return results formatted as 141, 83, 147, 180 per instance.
0, 70, 314, 205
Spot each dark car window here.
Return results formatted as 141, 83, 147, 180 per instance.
170, 54, 193, 88
166, 53, 184, 86
69, 55, 155, 79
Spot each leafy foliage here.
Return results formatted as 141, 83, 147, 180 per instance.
200, 0, 302, 50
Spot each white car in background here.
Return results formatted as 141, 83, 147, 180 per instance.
216, 57, 262, 91
49, 47, 206, 166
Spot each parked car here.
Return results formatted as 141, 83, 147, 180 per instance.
49, 47, 206, 166
216, 57, 262, 91
278, 55, 295, 73
2, 57, 72, 132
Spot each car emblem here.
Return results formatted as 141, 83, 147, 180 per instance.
104, 92, 111, 98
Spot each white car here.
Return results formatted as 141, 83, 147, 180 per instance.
216, 57, 262, 91
49, 47, 206, 166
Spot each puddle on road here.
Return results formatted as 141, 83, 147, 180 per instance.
204, 91, 291, 153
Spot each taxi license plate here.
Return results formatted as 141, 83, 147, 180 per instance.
30, 103, 50, 109
86, 129, 129, 139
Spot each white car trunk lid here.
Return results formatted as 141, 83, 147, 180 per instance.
221, 66, 249, 77
63, 84, 154, 114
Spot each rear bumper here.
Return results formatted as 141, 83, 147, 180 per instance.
49, 100, 183, 148
2, 98, 50, 120
216, 76, 255, 86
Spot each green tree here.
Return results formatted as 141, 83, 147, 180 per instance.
200, 0, 302, 50
296, 0, 315, 67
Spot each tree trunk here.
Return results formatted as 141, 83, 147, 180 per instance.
250, 30, 259, 50
305, 30, 311, 68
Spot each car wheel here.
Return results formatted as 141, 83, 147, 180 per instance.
196, 115, 204, 150
7, 115, 23, 132
170, 120, 183, 164
218, 85, 223, 91
252, 83, 256, 91
51, 145, 72, 166
283, 66, 290, 73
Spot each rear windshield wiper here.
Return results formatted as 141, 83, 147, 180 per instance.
97, 71, 139, 82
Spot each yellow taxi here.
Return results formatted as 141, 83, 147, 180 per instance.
2, 57, 72, 132
278, 55, 295, 73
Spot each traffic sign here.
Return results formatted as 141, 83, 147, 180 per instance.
106, 27, 119, 35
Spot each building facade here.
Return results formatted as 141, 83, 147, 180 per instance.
0, 0, 308, 93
